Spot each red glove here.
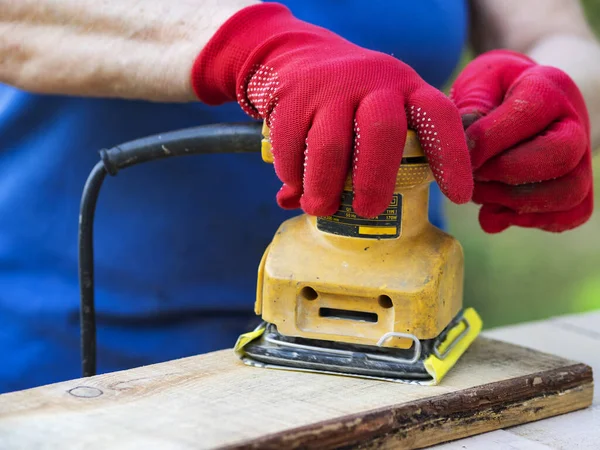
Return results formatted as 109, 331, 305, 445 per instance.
191, 3, 472, 218
450, 49, 593, 233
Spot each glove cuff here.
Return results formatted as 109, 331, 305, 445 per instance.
191, 3, 299, 105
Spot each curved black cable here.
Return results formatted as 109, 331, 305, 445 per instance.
79, 162, 106, 377
78, 122, 263, 377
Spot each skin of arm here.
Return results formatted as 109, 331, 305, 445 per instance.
468, 0, 600, 150
0, 0, 259, 101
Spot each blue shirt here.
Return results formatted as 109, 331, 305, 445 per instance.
0, 0, 469, 393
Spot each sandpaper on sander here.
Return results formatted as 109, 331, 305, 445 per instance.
235, 122, 482, 385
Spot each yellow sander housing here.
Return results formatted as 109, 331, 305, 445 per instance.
235, 123, 482, 385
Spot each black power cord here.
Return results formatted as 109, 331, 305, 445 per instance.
78, 122, 263, 377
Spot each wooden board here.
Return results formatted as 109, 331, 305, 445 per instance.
0, 336, 593, 450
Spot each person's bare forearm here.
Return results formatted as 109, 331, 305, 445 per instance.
0, 0, 259, 101
469, 0, 600, 150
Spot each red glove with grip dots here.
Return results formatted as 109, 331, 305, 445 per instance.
450, 49, 593, 233
191, 3, 473, 218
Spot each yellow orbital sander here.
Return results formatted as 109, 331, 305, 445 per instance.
235, 122, 482, 385
76, 120, 480, 384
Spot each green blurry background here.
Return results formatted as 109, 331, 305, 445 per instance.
444, 0, 600, 328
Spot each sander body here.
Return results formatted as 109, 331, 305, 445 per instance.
235, 123, 482, 385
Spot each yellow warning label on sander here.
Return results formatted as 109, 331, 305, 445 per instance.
317, 192, 402, 239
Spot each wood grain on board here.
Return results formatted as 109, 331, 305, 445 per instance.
0, 336, 593, 450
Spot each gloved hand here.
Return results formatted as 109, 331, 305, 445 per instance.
191, 3, 472, 218
450, 49, 593, 233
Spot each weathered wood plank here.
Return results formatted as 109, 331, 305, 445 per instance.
234, 364, 591, 449
0, 336, 593, 450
